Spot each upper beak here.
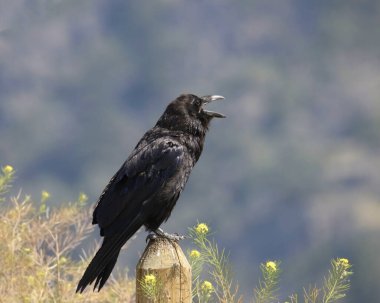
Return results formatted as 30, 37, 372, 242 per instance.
201, 95, 226, 118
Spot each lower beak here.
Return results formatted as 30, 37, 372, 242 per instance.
201, 95, 226, 118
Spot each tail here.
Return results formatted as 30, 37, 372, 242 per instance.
76, 219, 142, 293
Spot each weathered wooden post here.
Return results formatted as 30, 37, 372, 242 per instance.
136, 237, 192, 302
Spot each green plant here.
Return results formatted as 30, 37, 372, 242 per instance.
187, 222, 353, 303
1, 164, 354, 303
285, 258, 353, 303
0, 165, 134, 302
254, 260, 281, 303
0, 165, 15, 200
138, 273, 164, 301
188, 223, 241, 303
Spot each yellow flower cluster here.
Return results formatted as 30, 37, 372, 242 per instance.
266, 261, 277, 272
195, 223, 209, 235
338, 258, 350, 268
78, 192, 88, 204
3, 165, 13, 174
190, 249, 201, 259
201, 280, 214, 293
41, 190, 50, 202
144, 274, 157, 286
59, 256, 68, 265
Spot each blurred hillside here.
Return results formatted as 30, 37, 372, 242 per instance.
1, 1, 380, 301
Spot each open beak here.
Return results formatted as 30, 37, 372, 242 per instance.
201, 95, 226, 118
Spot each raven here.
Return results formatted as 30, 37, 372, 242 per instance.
76, 93, 225, 293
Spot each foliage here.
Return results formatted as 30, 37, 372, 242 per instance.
138, 273, 163, 301
185, 222, 353, 303
0, 165, 14, 201
1, 166, 353, 302
0, 165, 134, 302
285, 258, 353, 303
322, 258, 353, 303
254, 261, 281, 303
188, 223, 242, 303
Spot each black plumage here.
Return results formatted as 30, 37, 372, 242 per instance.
76, 93, 225, 293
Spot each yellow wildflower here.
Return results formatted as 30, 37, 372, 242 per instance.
266, 261, 277, 272
36, 269, 45, 278
39, 203, 47, 214
59, 256, 68, 265
41, 190, 50, 202
195, 223, 209, 235
3, 165, 13, 174
23, 248, 32, 253
27, 275, 35, 286
201, 280, 214, 293
190, 249, 201, 259
78, 192, 88, 204
144, 274, 156, 286
338, 258, 350, 268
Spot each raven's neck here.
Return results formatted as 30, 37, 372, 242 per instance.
160, 126, 206, 162
157, 112, 209, 134
142, 124, 206, 163
178, 131, 205, 162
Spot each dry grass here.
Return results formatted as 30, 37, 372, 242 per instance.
0, 166, 135, 303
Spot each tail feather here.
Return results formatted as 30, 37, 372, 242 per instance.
76, 219, 142, 293
93, 253, 118, 291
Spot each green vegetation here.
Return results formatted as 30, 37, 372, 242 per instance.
139, 222, 353, 303
188, 223, 240, 303
138, 273, 163, 302
188, 223, 353, 303
1, 166, 353, 302
0, 166, 134, 302
284, 258, 353, 303
254, 261, 281, 303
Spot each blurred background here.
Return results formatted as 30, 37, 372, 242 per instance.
1, 0, 380, 301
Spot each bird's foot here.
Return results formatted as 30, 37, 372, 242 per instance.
146, 232, 158, 243
154, 228, 186, 242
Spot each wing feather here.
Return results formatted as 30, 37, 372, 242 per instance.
93, 138, 186, 235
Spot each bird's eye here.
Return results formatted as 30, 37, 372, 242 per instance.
192, 98, 201, 108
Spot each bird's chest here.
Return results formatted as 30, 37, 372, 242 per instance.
162, 158, 194, 196
144, 163, 194, 230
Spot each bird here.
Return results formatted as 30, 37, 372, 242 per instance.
76, 93, 225, 293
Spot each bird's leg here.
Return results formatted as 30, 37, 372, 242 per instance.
145, 232, 158, 242
153, 228, 186, 241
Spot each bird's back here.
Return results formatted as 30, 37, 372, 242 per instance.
93, 126, 200, 236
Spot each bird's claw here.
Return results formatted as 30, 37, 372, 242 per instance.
146, 232, 158, 243
164, 233, 186, 241
154, 228, 187, 242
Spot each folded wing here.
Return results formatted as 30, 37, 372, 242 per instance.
93, 137, 186, 236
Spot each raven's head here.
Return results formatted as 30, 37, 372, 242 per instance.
188, 94, 226, 119
157, 94, 225, 134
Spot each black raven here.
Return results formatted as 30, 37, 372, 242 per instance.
76, 93, 225, 293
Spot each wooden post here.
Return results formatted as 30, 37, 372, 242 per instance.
136, 237, 192, 303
